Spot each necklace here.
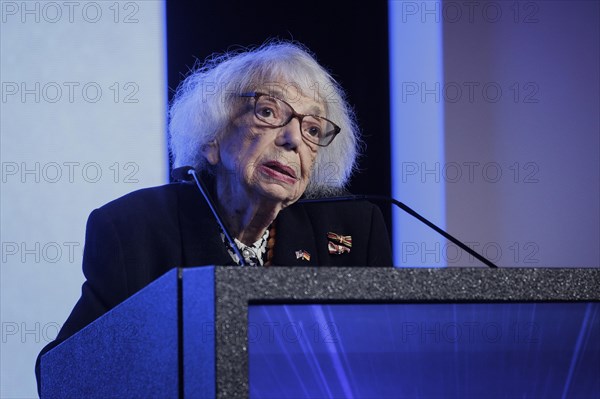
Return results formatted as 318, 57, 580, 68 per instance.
265, 223, 275, 267
220, 224, 275, 266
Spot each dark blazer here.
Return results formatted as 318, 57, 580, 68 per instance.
35, 182, 392, 392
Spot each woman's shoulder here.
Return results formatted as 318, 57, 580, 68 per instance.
83, 183, 204, 236
93, 182, 197, 216
291, 198, 382, 217
281, 198, 386, 233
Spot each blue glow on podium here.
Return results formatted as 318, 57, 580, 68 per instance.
249, 303, 600, 398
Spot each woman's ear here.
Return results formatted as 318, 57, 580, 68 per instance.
202, 140, 220, 165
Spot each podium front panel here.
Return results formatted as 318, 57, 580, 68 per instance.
248, 302, 600, 398
213, 267, 600, 398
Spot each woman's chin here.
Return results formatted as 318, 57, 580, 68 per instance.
251, 180, 303, 205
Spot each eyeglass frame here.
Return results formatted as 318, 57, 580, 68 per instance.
239, 92, 341, 147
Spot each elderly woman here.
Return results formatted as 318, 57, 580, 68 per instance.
36, 41, 392, 390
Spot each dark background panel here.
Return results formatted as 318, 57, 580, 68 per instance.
166, 0, 392, 228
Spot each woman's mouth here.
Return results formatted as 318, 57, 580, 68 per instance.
260, 161, 298, 184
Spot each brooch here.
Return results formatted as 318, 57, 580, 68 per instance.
327, 232, 352, 255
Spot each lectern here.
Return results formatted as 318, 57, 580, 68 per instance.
41, 266, 600, 398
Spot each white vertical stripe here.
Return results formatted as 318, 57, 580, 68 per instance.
389, 1, 446, 267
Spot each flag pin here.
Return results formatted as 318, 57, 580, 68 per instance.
295, 250, 311, 261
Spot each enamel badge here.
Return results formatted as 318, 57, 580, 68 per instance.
295, 250, 311, 261
327, 232, 352, 254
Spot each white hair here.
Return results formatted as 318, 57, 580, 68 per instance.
168, 40, 362, 196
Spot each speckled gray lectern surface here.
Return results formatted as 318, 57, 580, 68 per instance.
206, 266, 600, 398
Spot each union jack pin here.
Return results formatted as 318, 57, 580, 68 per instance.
327, 232, 352, 247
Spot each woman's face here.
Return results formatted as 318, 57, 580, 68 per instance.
204, 84, 321, 207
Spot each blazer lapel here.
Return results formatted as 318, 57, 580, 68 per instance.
272, 204, 319, 266
176, 183, 234, 267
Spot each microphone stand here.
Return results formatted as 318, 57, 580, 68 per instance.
300, 195, 498, 268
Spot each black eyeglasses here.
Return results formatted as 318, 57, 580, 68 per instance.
240, 92, 341, 147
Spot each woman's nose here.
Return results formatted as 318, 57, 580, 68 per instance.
275, 117, 304, 150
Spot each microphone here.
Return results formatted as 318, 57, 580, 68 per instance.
299, 195, 498, 268
171, 166, 247, 266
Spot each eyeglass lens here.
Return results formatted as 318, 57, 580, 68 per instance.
254, 95, 336, 146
